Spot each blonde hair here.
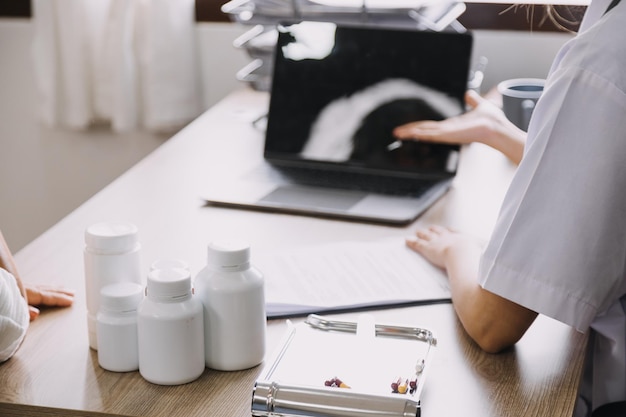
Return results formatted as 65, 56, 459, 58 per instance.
502, 4, 586, 32
545, 5, 586, 32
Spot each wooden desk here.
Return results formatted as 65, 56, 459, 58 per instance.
0, 89, 587, 417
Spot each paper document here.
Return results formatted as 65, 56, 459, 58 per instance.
256, 237, 451, 318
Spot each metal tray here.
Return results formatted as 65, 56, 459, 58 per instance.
251, 314, 436, 417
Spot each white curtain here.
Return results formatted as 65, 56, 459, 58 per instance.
32, 0, 201, 133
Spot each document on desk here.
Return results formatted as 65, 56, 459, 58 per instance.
256, 237, 451, 318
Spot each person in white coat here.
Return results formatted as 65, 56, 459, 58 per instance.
394, 1, 626, 416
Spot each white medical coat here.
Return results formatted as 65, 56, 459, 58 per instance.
479, 0, 626, 412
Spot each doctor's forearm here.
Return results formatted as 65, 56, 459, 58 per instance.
480, 117, 526, 165
444, 241, 537, 353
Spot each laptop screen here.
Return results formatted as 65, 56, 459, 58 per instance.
264, 22, 473, 179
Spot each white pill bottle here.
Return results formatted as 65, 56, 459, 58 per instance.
96, 282, 143, 372
194, 241, 266, 371
84, 222, 142, 350
137, 268, 205, 385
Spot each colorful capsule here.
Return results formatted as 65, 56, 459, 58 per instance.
391, 377, 401, 393
409, 378, 418, 394
391, 377, 408, 394
325, 377, 350, 388
415, 359, 425, 374
397, 379, 409, 394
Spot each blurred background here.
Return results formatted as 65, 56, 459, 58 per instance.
0, 0, 576, 251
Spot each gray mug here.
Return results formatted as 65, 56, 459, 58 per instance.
498, 78, 545, 132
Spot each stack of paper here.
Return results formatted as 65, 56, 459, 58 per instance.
255, 237, 451, 318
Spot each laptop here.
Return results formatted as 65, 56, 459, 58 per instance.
204, 22, 473, 225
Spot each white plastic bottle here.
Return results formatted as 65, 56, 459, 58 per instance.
84, 222, 142, 350
194, 241, 266, 371
137, 268, 205, 385
96, 282, 143, 372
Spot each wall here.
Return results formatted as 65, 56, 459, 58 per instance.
470, 29, 573, 92
1, 20, 573, 115
198, 22, 573, 108
196, 23, 250, 109
0, 19, 572, 250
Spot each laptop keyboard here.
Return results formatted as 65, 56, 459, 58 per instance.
276, 166, 435, 197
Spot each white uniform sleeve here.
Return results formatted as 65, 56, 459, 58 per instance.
479, 18, 626, 332
0, 268, 30, 362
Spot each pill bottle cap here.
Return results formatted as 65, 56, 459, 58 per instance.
150, 258, 190, 272
85, 222, 139, 253
207, 241, 250, 269
100, 282, 143, 313
147, 268, 192, 301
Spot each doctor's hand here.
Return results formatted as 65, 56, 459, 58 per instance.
393, 90, 526, 165
405, 225, 479, 270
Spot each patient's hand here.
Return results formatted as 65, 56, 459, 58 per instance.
25, 284, 74, 320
